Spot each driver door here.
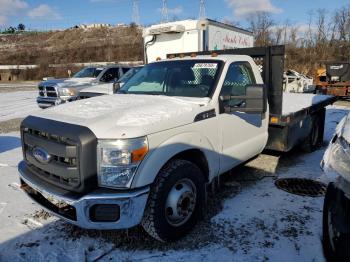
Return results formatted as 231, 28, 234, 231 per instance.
218, 62, 268, 173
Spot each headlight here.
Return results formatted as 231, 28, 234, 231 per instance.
59, 88, 76, 97
326, 137, 350, 180
97, 137, 148, 188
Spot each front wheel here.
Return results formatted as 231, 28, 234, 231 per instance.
142, 159, 206, 242
323, 183, 350, 261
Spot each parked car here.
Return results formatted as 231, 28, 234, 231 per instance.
18, 46, 335, 242
37, 65, 132, 108
321, 113, 350, 261
78, 66, 143, 99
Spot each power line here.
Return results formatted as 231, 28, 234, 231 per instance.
161, 0, 169, 23
132, 0, 140, 25
199, 0, 206, 20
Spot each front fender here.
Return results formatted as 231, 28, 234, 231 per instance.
131, 132, 220, 188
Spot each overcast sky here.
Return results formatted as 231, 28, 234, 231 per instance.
0, 0, 349, 30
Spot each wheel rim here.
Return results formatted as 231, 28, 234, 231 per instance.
165, 178, 197, 227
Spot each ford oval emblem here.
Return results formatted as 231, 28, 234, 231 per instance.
33, 147, 51, 164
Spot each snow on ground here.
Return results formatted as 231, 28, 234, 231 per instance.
0, 105, 349, 262
0, 91, 41, 122
0, 83, 37, 89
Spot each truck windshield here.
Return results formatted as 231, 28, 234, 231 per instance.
73, 67, 104, 78
119, 60, 222, 97
118, 67, 142, 83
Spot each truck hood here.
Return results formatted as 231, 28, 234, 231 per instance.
39, 78, 97, 88
79, 83, 113, 95
30, 94, 211, 138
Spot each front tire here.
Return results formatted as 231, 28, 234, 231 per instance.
142, 159, 206, 242
323, 183, 350, 261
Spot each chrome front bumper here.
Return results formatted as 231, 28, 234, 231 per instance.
18, 161, 149, 230
36, 97, 61, 108
36, 96, 76, 108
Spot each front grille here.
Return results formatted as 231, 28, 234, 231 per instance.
21, 116, 98, 193
23, 127, 80, 189
46, 86, 57, 97
38, 86, 45, 96
38, 86, 58, 98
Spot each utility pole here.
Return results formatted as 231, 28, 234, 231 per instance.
132, 0, 140, 25
161, 0, 169, 23
199, 0, 206, 20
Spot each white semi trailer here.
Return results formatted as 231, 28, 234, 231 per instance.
143, 19, 254, 63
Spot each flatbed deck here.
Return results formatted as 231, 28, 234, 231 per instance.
282, 93, 334, 116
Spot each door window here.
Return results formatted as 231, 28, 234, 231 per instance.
220, 62, 256, 108
122, 67, 130, 74
101, 68, 119, 82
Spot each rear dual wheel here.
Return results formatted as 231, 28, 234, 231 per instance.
301, 115, 321, 152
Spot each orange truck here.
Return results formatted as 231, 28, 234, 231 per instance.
316, 62, 350, 97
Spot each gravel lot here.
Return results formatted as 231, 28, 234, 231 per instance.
0, 118, 24, 133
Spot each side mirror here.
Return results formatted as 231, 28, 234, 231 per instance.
220, 84, 266, 114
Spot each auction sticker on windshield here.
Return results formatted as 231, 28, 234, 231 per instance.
193, 63, 218, 69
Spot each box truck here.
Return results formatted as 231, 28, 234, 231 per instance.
143, 19, 254, 63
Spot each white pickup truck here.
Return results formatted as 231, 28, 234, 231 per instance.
37, 65, 132, 108
18, 46, 335, 242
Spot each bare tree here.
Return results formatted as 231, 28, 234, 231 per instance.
304, 11, 314, 47
272, 26, 284, 45
248, 12, 274, 46
334, 5, 350, 41
315, 9, 327, 44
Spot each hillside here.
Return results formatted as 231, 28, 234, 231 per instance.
0, 26, 143, 79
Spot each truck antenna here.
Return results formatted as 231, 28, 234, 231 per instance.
132, 0, 140, 25
161, 0, 169, 23
199, 0, 206, 19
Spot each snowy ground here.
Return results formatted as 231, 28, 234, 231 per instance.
0, 101, 349, 261
0, 91, 41, 122
0, 83, 37, 89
